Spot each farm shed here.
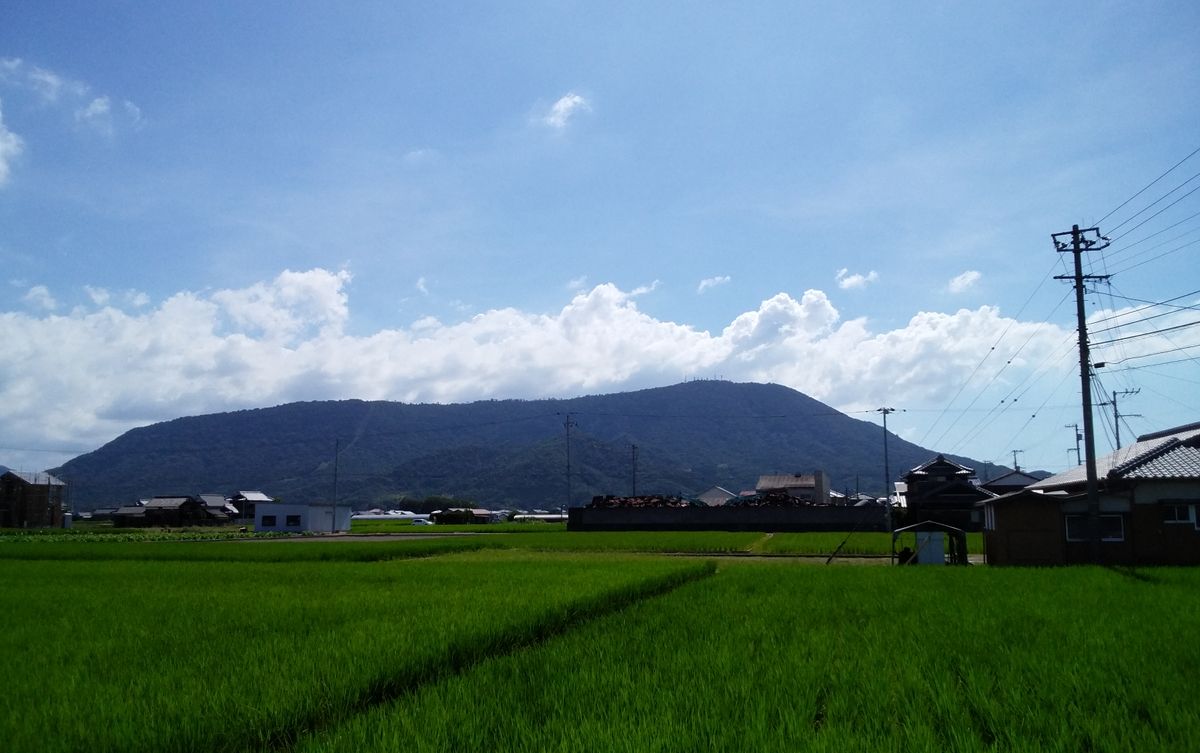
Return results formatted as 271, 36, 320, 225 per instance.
982, 422, 1200, 566
430, 508, 492, 524
892, 520, 969, 565
0, 471, 66, 528
903, 456, 994, 532
255, 502, 351, 533
143, 496, 221, 526
755, 471, 831, 505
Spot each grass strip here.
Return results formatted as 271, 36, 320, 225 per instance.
0, 536, 504, 562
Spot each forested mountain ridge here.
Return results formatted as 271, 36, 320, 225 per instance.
53, 381, 1002, 509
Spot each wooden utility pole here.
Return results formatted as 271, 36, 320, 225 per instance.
877, 407, 895, 532
563, 414, 576, 512
1053, 224, 1109, 563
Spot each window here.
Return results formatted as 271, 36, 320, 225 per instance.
1163, 504, 1196, 525
261, 515, 277, 527
1065, 514, 1125, 542
285, 514, 302, 527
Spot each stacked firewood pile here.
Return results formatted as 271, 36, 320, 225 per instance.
587, 494, 703, 509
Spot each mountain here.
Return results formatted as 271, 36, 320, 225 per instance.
53, 381, 1001, 510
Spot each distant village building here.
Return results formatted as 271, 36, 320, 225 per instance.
255, 502, 351, 533
983, 422, 1200, 566
903, 456, 993, 531
231, 491, 273, 521
0, 471, 66, 528
755, 471, 831, 505
980, 469, 1042, 496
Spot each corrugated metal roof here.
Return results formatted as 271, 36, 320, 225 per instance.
1031, 425, 1200, 490
3, 470, 66, 486
237, 491, 273, 502
756, 474, 816, 489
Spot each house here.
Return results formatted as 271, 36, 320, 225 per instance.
697, 486, 737, 507
0, 471, 66, 528
231, 491, 273, 521
199, 493, 239, 518
903, 455, 993, 531
755, 471, 831, 505
982, 422, 1200, 565
255, 502, 352, 533
112, 504, 148, 527
980, 469, 1042, 496
143, 496, 217, 526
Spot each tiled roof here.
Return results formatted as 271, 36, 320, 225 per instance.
1121, 444, 1200, 480
1031, 425, 1200, 490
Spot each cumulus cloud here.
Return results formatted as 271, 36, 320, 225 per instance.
0, 100, 22, 185
948, 270, 982, 293
84, 286, 111, 306
697, 275, 731, 294
835, 268, 879, 290
0, 268, 1075, 468
22, 285, 57, 311
539, 92, 591, 129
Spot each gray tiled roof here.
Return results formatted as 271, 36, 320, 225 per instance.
1031, 425, 1200, 489
1121, 445, 1200, 480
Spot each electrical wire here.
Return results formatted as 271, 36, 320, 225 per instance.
1095, 145, 1200, 226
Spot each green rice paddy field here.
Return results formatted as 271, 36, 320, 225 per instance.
3, 531, 1198, 752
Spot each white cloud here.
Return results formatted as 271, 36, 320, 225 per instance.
416, 276, 429, 295
630, 280, 660, 297
566, 276, 589, 291
0, 59, 141, 138
948, 270, 982, 293
0, 269, 1075, 467
697, 275, 731, 294
0, 99, 23, 185
835, 268, 879, 290
22, 285, 57, 311
84, 286, 111, 306
125, 290, 150, 307
539, 92, 591, 130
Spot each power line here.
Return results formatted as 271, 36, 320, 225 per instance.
1090, 319, 1200, 347
1108, 180, 1200, 243
1095, 145, 1200, 226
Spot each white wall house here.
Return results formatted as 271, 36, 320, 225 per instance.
255, 502, 352, 533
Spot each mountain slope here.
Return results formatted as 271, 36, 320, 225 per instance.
54, 381, 997, 509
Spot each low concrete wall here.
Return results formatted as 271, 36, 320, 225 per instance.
568, 505, 888, 532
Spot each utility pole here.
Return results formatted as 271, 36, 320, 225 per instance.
1099, 389, 1141, 449
877, 407, 895, 532
631, 444, 639, 496
332, 438, 339, 533
1053, 224, 1110, 563
1010, 449, 1024, 473
1065, 423, 1082, 466
563, 414, 576, 512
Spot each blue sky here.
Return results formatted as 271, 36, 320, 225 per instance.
1, 1, 1198, 478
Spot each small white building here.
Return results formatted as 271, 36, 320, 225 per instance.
255, 502, 352, 533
